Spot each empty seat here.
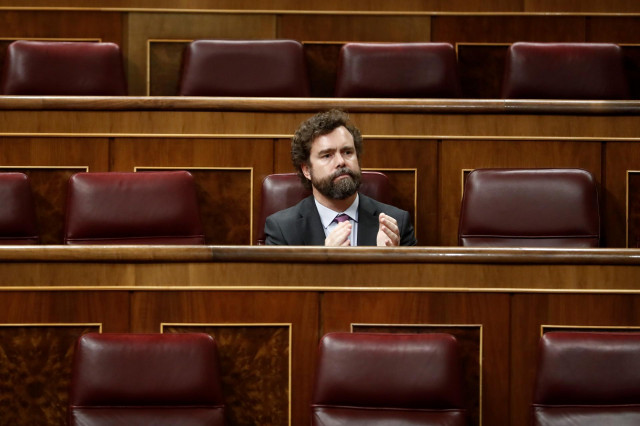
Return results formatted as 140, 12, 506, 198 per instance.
502, 42, 630, 99
68, 332, 225, 426
458, 168, 600, 247
1, 40, 127, 95
257, 171, 391, 244
311, 332, 467, 426
0, 172, 38, 244
335, 42, 462, 98
64, 171, 205, 244
179, 39, 310, 97
532, 331, 640, 426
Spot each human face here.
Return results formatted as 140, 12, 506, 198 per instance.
302, 126, 362, 201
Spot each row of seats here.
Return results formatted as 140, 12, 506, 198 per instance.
0, 169, 600, 247
68, 331, 640, 425
0, 171, 204, 245
0, 39, 632, 99
259, 168, 600, 247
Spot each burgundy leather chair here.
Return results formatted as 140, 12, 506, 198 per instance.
335, 42, 462, 98
311, 332, 467, 426
68, 333, 225, 426
458, 168, 600, 247
257, 171, 391, 244
1, 40, 127, 95
502, 42, 630, 99
64, 171, 205, 244
179, 39, 310, 96
0, 172, 38, 244
532, 332, 640, 426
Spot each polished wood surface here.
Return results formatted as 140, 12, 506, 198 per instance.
0, 246, 640, 425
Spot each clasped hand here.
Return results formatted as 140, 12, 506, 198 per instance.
324, 213, 400, 247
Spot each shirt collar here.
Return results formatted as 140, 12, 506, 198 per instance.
315, 193, 359, 229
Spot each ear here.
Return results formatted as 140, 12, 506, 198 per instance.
301, 163, 311, 181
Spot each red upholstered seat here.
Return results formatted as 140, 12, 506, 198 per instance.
179, 39, 310, 96
1, 40, 127, 95
0, 172, 38, 244
257, 171, 391, 244
458, 168, 600, 248
502, 42, 630, 99
532, 332, 640, 426
68, 333, 225, 426
311, 332, 467, 426
64, 171, 205, 245
335, 42, 462, 98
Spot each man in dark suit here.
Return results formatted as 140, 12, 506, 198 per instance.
265, 110, 416, 246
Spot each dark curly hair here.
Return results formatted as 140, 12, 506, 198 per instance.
291, 109, 363, 189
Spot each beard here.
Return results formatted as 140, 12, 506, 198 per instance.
311, 167, 362, 200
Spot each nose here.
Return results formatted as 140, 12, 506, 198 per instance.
334, 151, 346, 167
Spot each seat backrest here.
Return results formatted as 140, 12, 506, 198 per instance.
0, 172, 38, 244
68, 332, 225, 426
335, 42, 462, 98
179, 39, 310, 96
1, 40, 127, 95
532, 331, 640, 426
64, 171, 205, 245
257, 171, 391, 244
458, 168, 600, 248
501, 42, 630, 99
311, 332, 467, 426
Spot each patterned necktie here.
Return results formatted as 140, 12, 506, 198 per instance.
334, 213, 350, 223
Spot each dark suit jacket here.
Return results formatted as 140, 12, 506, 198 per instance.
264, 194, 417, 246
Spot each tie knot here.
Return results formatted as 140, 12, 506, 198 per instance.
334, 213, 350, 223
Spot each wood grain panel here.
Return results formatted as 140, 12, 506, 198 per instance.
149, 40, 189, 96
457, 44, 509, 99
432, 16, 585, 43
627, 171, 640, 247
322, 292, 510, 426
0, 325, 99, 426
510, 293, 640, 426
439, 140, 602, 246
587, 16, 640, 43
353, 324, 481, 426
126, 12, 276, 95
164, 324, 290, 426
131, 291, 318, 426
605, 143, 640, 248
623, 46, 640, 100
303, 42, 342, 97
0, 10, 122, 43
526, 0, 640, 13
278, 15, 431, 42
112, 137, 273, 245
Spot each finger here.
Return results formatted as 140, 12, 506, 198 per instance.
380, 224, 400, 245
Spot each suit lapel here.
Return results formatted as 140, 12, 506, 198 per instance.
357, 194, 380, 246
297, 196, 326, 245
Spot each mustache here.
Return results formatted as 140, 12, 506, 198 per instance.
330, 167, 358, 180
